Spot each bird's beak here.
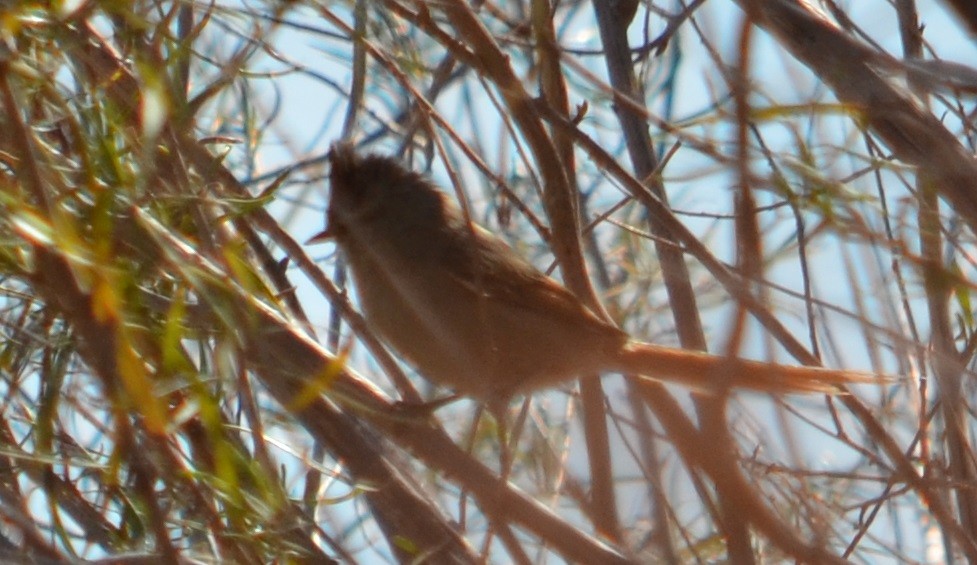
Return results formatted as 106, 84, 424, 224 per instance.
306, 226, 334, 244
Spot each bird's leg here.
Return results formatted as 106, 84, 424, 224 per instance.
491, 397, 532, 481
486, 398, 513, 479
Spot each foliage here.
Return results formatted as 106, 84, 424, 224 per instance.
1, 0, 976, 562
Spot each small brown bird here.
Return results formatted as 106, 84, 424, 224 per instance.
310, 143, 876, 408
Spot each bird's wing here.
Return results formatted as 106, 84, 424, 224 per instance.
439, 226, 627, 341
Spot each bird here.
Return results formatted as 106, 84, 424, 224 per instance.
308, 142, 878, 410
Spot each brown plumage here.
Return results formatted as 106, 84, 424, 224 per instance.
310, 143, 878, 407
